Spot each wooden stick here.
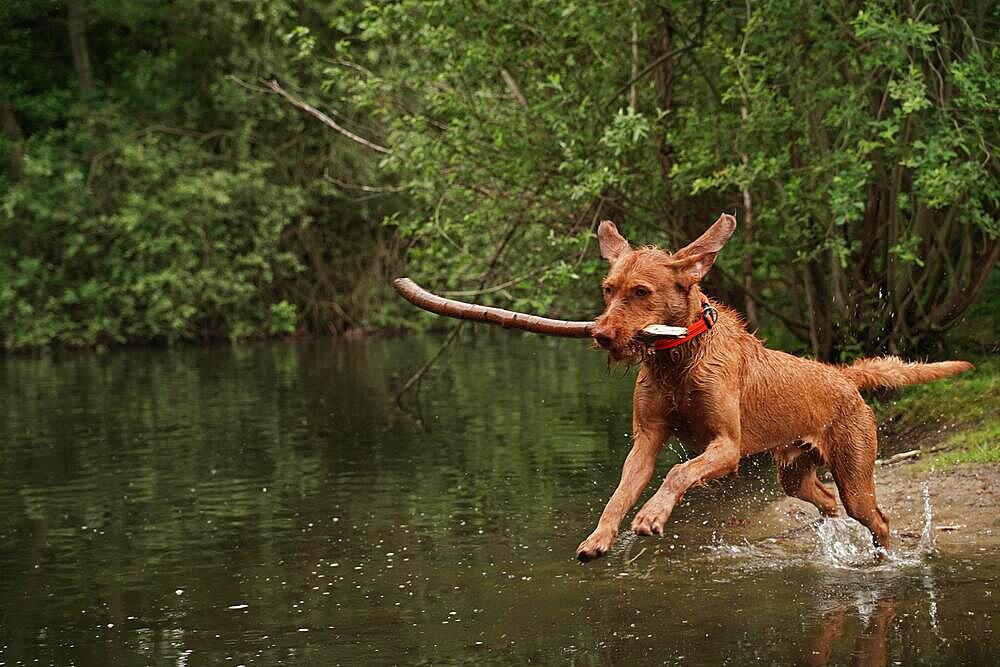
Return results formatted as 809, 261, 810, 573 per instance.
875, 449, 921, 466
625, 547, 647, 565
393, 277, 594, 338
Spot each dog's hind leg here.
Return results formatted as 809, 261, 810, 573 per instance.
808, 475, 839, 517
825, 406, 891, 554
773, 445, 840, 517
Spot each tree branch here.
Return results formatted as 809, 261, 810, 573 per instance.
263, 79, 390, 154
630, 4, 639, 112
1, 101, 24, 180
737, 0, 758, 330
394, 218, 528, 403
605, 44, 694, 109
499, 68, 528, 108
714, 265, 810, 339
67, 1, 95, 97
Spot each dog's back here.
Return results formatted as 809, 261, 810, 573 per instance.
653, 304, 866, 460
674, 303, 972, 462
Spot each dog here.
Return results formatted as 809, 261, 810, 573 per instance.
575, 213, 974, 562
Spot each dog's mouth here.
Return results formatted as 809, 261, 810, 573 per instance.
596, 337, 647, 365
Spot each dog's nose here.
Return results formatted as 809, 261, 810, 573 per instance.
593, 328, 614, 349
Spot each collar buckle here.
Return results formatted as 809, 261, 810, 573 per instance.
702, 303, 718, 329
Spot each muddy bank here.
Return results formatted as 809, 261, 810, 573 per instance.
750, 463, 1000, 552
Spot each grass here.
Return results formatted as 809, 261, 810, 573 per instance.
874, 356, 999, 470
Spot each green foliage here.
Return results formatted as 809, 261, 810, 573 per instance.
1, 0, 996, 353
875, 357, 1000, 469
918, 422, 1000, 467
269, 300, 298, 335
2, 134, 306, 346
0, 0, 402, 350
327, 0, 999, 357
324, 1, 669, 319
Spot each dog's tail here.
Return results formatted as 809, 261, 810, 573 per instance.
839, 356, 974, 390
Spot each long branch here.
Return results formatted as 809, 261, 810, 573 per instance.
393, 278, 594, 338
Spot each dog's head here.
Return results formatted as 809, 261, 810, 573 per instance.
592, 213, 736, 362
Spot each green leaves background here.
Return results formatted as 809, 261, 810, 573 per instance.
1, 1, 996, 357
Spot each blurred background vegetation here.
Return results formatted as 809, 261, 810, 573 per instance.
1, 0, 997, 360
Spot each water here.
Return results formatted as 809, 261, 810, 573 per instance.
0, 333, 996, 665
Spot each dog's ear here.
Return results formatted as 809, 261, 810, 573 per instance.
672, 213, 737, 285
674, 213, 737, 260
673, 251, 720, 286
597, 220, 631, 263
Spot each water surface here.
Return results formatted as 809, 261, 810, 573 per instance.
0, 333, 995, 665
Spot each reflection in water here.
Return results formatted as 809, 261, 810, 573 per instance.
796, 593, 895, 667
0, 333, 996, 665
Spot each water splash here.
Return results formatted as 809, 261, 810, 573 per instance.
811, 480, 937, 570
916, 480, 936, 556
700, 532, 808, 572
923, 564, 942, 637
917, 480, 942, 637
811, 518, 881, 568
705, 480, 940, 572
853, 587, 884, 624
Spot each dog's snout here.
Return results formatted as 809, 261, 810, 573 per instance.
593, 328, 614, 349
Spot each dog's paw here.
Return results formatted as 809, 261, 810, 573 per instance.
576, 528, 617, 562
630, 502, 672, 536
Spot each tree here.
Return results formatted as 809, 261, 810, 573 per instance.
323, 0, 998, 359
676, 0, 1000, 358
0, 0, 402, 349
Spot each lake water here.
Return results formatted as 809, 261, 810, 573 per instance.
1, 333, 996, 665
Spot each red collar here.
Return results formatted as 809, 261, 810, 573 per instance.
652, 302, 719, 351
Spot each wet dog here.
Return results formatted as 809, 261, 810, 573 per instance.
576, 214, 973, 562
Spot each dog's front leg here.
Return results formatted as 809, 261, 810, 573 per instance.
631, 434, 741, 536
576, 376, 669, 562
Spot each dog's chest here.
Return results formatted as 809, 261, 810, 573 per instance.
663, 386, 711, 452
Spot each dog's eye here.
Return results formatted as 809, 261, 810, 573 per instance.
602, 285, 613, 297
632, 286, 651, 298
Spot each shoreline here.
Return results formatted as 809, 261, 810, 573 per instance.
752, 462, 1000, 553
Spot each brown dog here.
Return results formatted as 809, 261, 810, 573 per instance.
576, 214, 974, 562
